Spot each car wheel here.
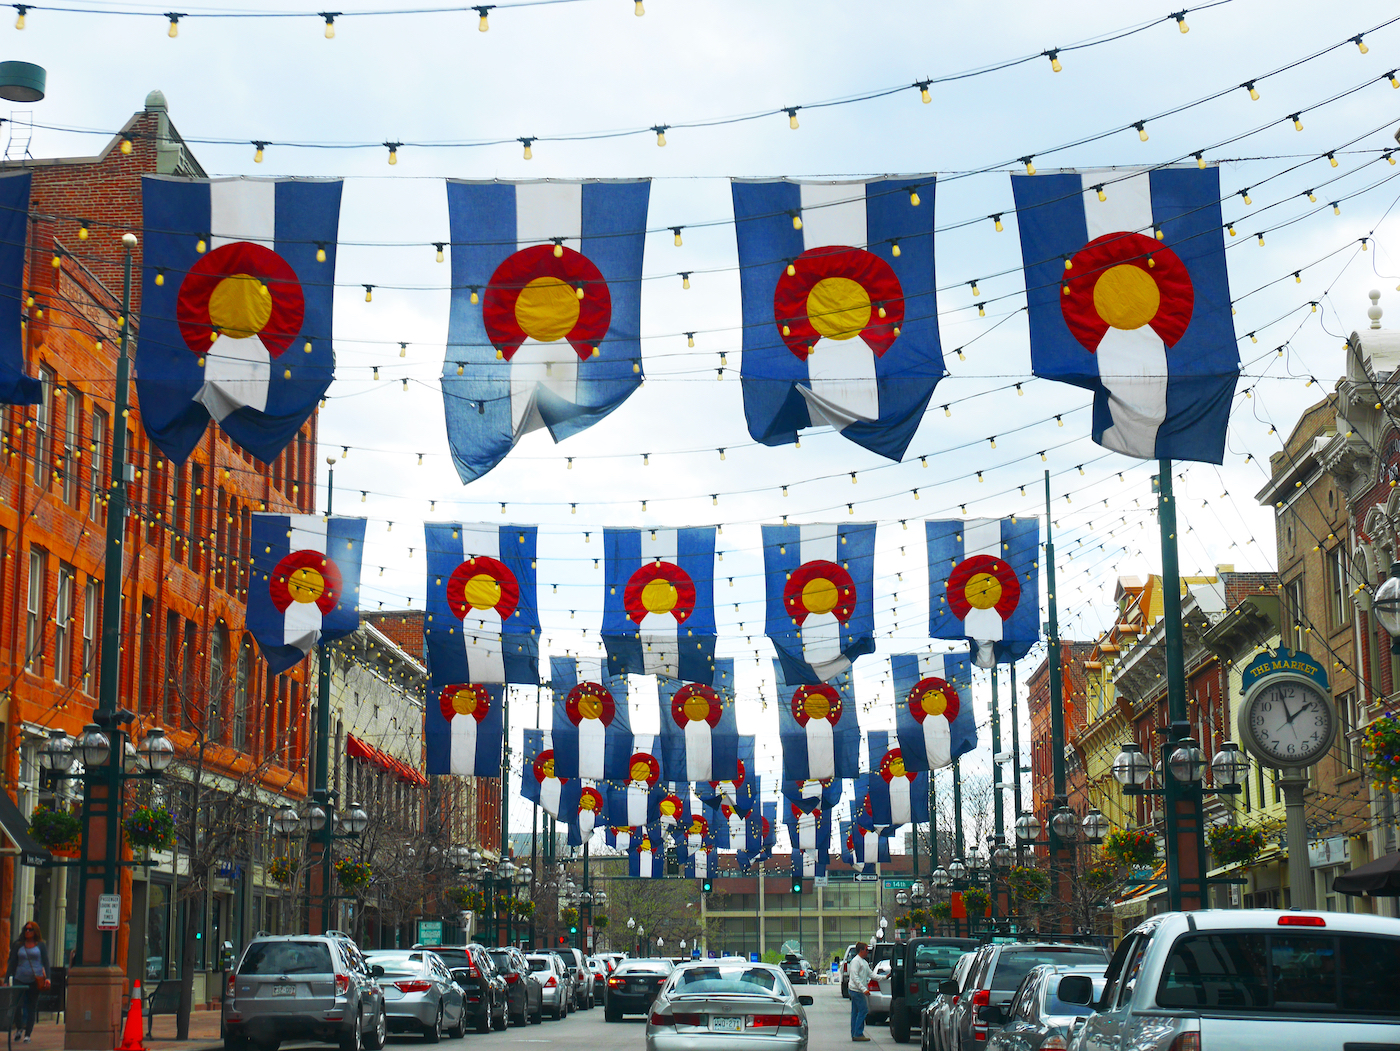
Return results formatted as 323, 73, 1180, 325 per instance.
448, 1002, 467, 1040
366, 1006, 388, 1051
553, 1003, 564, 1020
339, 1010, 364, 1051
423, 1003, 443, 1044
841, 980, 849, 999
477, 1003, 492, 1034
225, 1032, 250, 1051
494, 999, 508, 1031
891, 999, 910, 1044
604, 1002, 620, 1023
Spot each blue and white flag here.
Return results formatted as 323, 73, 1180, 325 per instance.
794, 847, 828, 880
927, 518, 1040, 668
549, 656, 632, 780
683, 843, 718, 881
696, 736, 755, 817
606, 824, 649, 854
522, 728, 570, 818
246, 513, 365, 674
782, 776, 842, 813
424, 523, 539, 685
1011, 166, 1238, 463
658, 658, 739, 782
566, 781, 607, 846
606, 733, 665, 828
891, 652, 977, 770
763, 523, 876, 683
732, 178, 944, 459
841, 820, 892, 868
775, 661, 860, 782
602, 527, 717, 682
785, 800, 831, 854
0, 172, 39, 406
442, 179, 650, 482
713, 781, 760, 849
426, 683, 504, 777
629, 828, 667, 878
139, 176, 341, 464
738, 802, 777, 869
866, 730, 929, 828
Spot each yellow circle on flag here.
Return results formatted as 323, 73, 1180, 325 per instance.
807, 277, 871, 340
964, 572, 1002, 610
803, 693, 831, 720
514, 276, 580, 342
920, 690, 948, 718
577, 691, 604, 720
1093, 264, 1160, 330
451, 689, 478, 716
287, 567, 325, 604
682, 694, 711, 722
541, 756, 555, 778
580, 794, 599, 812
888, 754, 906, 778
801, 576, 840, 615
630, 760, 652, 781
462, 572, 502, 611
641, 578, 679, 615
208, 273, 273, 339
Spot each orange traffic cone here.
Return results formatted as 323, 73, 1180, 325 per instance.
119, 981, 145, 1051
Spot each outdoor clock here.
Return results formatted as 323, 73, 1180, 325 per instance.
1237, 646, 1337, 769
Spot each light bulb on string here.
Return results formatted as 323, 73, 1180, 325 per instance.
1353, 34, 1368, 54
1240, 189, 1251, 205
1094, 185, 1106, 202
1194, 152, 1206, 169
167, 13, 180, 37
519, 137, 534, 160
1292, 113, 1303, 131
891, 241, 901, 257
916, 80, 931, 104
991, 213, 1004, 232
1134, 121, 1148, 141
1332, 202, 1341, 215
1021, 156, 1036, 176
321, 12, 336, 38
790, 211, 802, 230
1045, 49, 1061, 72
672, 227, 683, 247
474, 5, 492, 30
785, 107, 800, 130
680, 272, 691, 289
909, 188, 921, 207
1243, 80, 1258, 101
14, 6, 26, 29
652, 125, 668, 147
635, 0, 644, 13
363, 285, 374, 303
1174, 10, 1188, 31
686, 332, 695, 347
1328, 152, 1338, 167
434, 242, 445, 263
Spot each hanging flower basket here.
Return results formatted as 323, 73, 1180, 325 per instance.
269, 856, 294, 885
561, 907, 580, 927
1208, 824, 1267, 867
592, 912, 606, 929
1007, 865, 1050, 903
1362, 712, 1400, 792
334, 858, 372, 891
123, 805, 176, 851
962, 887, 991, 917
1082, 861, 1120, 895
1103, 828, 1157, 868
28, 806, 82, 850
447, 886, 484, 912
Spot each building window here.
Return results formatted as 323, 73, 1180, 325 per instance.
33, 366, 54, 487
62, 388, 80, 506
1338, 690, 1359, 770
89, 406, 107, 523
182, 619, 196, 729
25, 547, 47, 674
53, 563, 74, 685
1327, 545, 1350, 627
163, 610, 180, 723
233, 637, 250, 752
138, 597, 154, 715
81, 578, 100, 695
1283, 576, 1306, 645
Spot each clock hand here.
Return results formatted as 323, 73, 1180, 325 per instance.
1276, 696, 1296, 725
1284, 701, 1312, 726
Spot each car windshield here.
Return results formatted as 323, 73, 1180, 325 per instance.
240, 941, 333, 975
428, 949, 469, 965
669, 965, 787, 998
992, 949, 1107, 992
913, 946, 968, 978
617, 963, 672, 976
526, 958, 552, 972
489, 952, 513, 970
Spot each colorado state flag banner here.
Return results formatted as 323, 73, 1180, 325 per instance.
865, 730, 929, 828
426, 683, 504, 777
139, 176, 341, 464
738, 802, 777, 869
794, 847, 829, 880
891, 652, 977, 770
1011, 166, 1238, 463
606, 732, 665, 828
549, 656, 632, 780
247, 513, 365, 674
782, 776, 842, 813
714, 786, 759, 848
696, 735, 756, 816
522, 728, 571, 818
786, 800, 830, 854
928, 517, 1039, 668
629, 828, 666, 878
606, 824, 648, 854
566, 781, 606, 846
775, 661, 860, 781
658, 658, 740, 782
442, 179, 650, 482
683, 843, 718, 880
732, 178, 944, 459
602, 527, 717, 682
0, 172, 39, 405
424, 524, 540, 686
840, 820, 892, 869
763, 523, 876, 683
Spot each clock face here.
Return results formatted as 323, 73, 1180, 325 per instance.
1244, 678, 1335, 766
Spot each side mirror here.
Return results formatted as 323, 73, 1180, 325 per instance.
798, 995, 814, 1006
370, 965, 385, 978
980, 1004, 1007, 1027
938, 980, 959, 996
1056, 975, 1095, 1007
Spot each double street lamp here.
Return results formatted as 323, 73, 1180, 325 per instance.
270, 796, 369, 929
462, 849, 532, 946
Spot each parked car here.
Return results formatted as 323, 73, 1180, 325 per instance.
362, 950, 466, 1041
557, 946, 595, 1008
923, 948, 978, 1051
780, 956, 816, 985
839, 944, 859, 998
983, 965, 1107, 1051
488, 946, 543, 1026
589, 955, 609, 998
645, 960, 813, 1051
526, 952, 573, 1019
223, 934, 387, 1051
868, 959, 893, 1022
605, 957, 676, 1021
410, 943, 506, 1033
1059, 909, 1400, 1051
888, 937, 978, 1043
943, 942, 1110, 1051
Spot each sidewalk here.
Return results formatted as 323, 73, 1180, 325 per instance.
20, 1009, 224, 1051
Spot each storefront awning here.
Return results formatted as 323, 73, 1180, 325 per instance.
0, 791, 52, 866
346, 734, 428, 787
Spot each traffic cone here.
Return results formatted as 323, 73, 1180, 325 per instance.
118, 981, 145, 1051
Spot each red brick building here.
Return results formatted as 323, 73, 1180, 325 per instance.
1026, 642, 1095, 821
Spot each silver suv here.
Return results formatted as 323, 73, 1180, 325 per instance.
1061, 909, 1400, 1051
942, 942, 1109, 1050
223, 934, 387, 1051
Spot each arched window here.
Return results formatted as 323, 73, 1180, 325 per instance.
208, 622, 228, 741
233, 635, 251, 752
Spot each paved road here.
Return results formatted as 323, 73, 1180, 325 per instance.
357, 984, 897, 1051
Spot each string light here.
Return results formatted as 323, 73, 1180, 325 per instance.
785, 107, 800, 130
652, 125, 668, 147
680, 272, 691, 289
686, 332, 695, 347
520, 137, 534, 160
891, 241, 901, 258
1095, 184, 1107, 202
474, 5, 492, 31
790, 211, 803, 230
1390, 70, 1400, 88
253, 140, 267, 163
1134, 121, 1149, 141
1021, 156, 1036, 176
166, 12, 180, 37
1194, 151, 1206, 169
1292, 113, 1304, 131
909, 188, 921, 207
1352, 34, 1368, 54
915, 79, 932, 104
1332, 202, 1341, 215
991, 213, 1004, 232
1327, 151, 1338, 167
320, 11, 336, 38
1240, 189, 1251, 205
13, 5, 26, 29
634, 0, 644, 14
434, 242, 445, 263
1243, 80, 1258, 101
316, 242, 327, 262
1045, 49, 1062, 73
363, 284, 374, 302
672, 227, 683, 247
385, 142, 401, 165
1173, 9, 1188, 31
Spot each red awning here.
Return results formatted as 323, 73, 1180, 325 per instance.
346, 734, 426, 786
347, 735, 374, 763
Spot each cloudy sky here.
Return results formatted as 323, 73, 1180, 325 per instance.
15, 0, 1400, 842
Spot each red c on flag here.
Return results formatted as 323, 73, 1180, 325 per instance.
783, 560, 857, 625
627, 751, 661, 786
790, 684, 842, 727
946, 554, 1021, 622
446, 556, 519, 620
773, 246, 904, 360
177, 241, 305, 358
672, 683, 723, 727
565, 682, 616, 726
483, 244, 612, 362
908, 677, 960, 724
624, 561, 696, 624
270, 550, 341, 615
578, 786, 605, 814
879, 748, 915, 782
532, 749, 566, 785
1060, 232, 1193, 352
439, 683, 491, 723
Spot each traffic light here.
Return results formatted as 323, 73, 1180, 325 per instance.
702, 878, 713, 893
570, 923, 579, 934
792, 879, 802, 895
558, 935, 567, 945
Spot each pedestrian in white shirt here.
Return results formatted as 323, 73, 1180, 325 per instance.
848, 942, 872, 1041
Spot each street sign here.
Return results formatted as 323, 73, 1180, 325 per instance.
813, 875, 829, 888
854, 873, 878, 882
882, 879, 916, 890
97, 893, 120, 931
749, 952, 760, 963
417, 920, 444, 944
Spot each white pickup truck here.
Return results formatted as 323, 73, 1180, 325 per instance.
1061, 909, 1400, 1051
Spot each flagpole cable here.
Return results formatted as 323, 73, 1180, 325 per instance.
315, 456, 335, 933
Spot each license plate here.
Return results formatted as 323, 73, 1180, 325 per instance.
711, 1016, 743, 1032
271, 985, 296, 997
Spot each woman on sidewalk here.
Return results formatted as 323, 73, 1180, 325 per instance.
7, 921, 50, 1043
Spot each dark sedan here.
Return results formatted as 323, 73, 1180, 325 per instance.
780, 958, 815, 985
605, 958, 676, 1021
410, 943, 507, 1033
489, 947, 543, 1026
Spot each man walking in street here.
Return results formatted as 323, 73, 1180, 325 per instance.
848, 942, 872, 1041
